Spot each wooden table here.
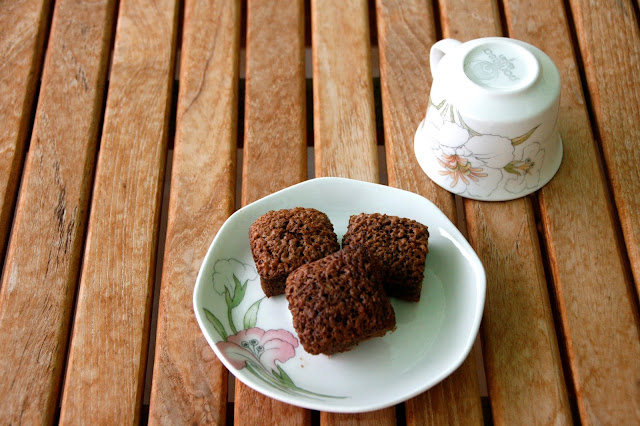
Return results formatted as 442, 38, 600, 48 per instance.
1, 0, 639, 424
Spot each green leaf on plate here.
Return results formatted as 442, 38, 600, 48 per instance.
275, 365, 296, 388
224, 287, 233, 309
243, 297, 263, 330
229, 275, 247, 308
204, 308, 227, 341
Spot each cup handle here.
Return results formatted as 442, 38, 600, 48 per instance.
430, 39, 462, 77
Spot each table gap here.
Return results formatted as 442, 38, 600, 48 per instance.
560, 0, 640, 312
0, 80, 40, 278
140, 0, 182, 405
306, 77, 314, 147
529, 193, 581, 423
0, 0, 57, 276
493, 0, 509, 37
633, 0, 640, 34
142, 149, 173, 408
455, 196, 490, 400
53, 0, 119, 405
431, 0, 443, 40
237, 76, 245, 148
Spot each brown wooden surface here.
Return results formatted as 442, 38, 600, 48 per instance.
466, 199, 571, 424
375, 0, 484, 424
234, 0, 310, 423
235, 383, 312, 425
1, 0, 639, 423
0, 0, 115, 422
58, 0, 179, 422
375, 0, 457, 219
147, 0, 241, 423
311, 0, 378, 184
313, 1, 393, 424
0, 0, 52, 264
439, 0, 572, 423
241, 0, 306, 206
567, 0, 640, 296
503, 0, 640, 422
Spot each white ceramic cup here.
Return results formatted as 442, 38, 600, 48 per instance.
414, 37, 563, 201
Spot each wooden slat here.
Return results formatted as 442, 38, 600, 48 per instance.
241, 0, 306, 206
234, 0, 309, 423
375, 0, 484, 424
312, 0, 393, 424
466, 200, 571, 424
567, 0, 640, 300
375, 0, 456, 220
403, 363, 483, 426
311, 0, 378, 184
235, 384, 311, 425
438, 0, 572, 423
147, 0, 240, 424
0, 0, 116, 423
502, 0, 640, 422
439, 0, 501, 40
0, 0, 52, 264
58, 0, 179, 422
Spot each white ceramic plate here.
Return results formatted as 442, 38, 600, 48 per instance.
193, 177, 486, 413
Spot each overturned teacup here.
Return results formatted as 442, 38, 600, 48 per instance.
414, 37, 562, 201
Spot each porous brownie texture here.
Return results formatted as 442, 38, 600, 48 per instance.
249, 207, 340, 297
342, 213, 429, 302
285, 244, 396, 355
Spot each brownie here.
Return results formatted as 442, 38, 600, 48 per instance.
249, 208, 340, 297
285, 244, 396, 355
342, 213, 429, 302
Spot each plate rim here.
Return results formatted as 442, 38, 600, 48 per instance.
193, 177, 486, 413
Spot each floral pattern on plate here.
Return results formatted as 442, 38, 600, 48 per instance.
202, 258, 345, 400
425, 98, 545, 199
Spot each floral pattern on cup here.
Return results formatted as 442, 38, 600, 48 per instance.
425, 98, 544, 199
203, 258, 345, 400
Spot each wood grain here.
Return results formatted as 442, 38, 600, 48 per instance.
58, 0, 179, 422
311, 0, 378, 183
466, 200, 571, 424
438, 0, 572, 423
567, 0, 640, 302
404, 362, 483, 426
503, 0, 640, 422
241, 0, 306, 206
321, 411, 396, 425
234, 0, 310, 423
375, 0, 484, 423
235, 382, 312, 425
0, 0, 116, 423
375, 0, 457, 220
439, 0, 502, 40
147, 0, 240, 424
0, 0, 52, 265
312, 0, 393, 423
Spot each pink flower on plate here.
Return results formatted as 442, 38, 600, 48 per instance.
217, 327, 298, 373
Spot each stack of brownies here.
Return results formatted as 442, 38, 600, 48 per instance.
249, 207, 429, 355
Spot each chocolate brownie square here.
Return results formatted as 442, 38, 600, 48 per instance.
342, 213, 429, 302
285, 244, 396, 355
249, 207, 340, 297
